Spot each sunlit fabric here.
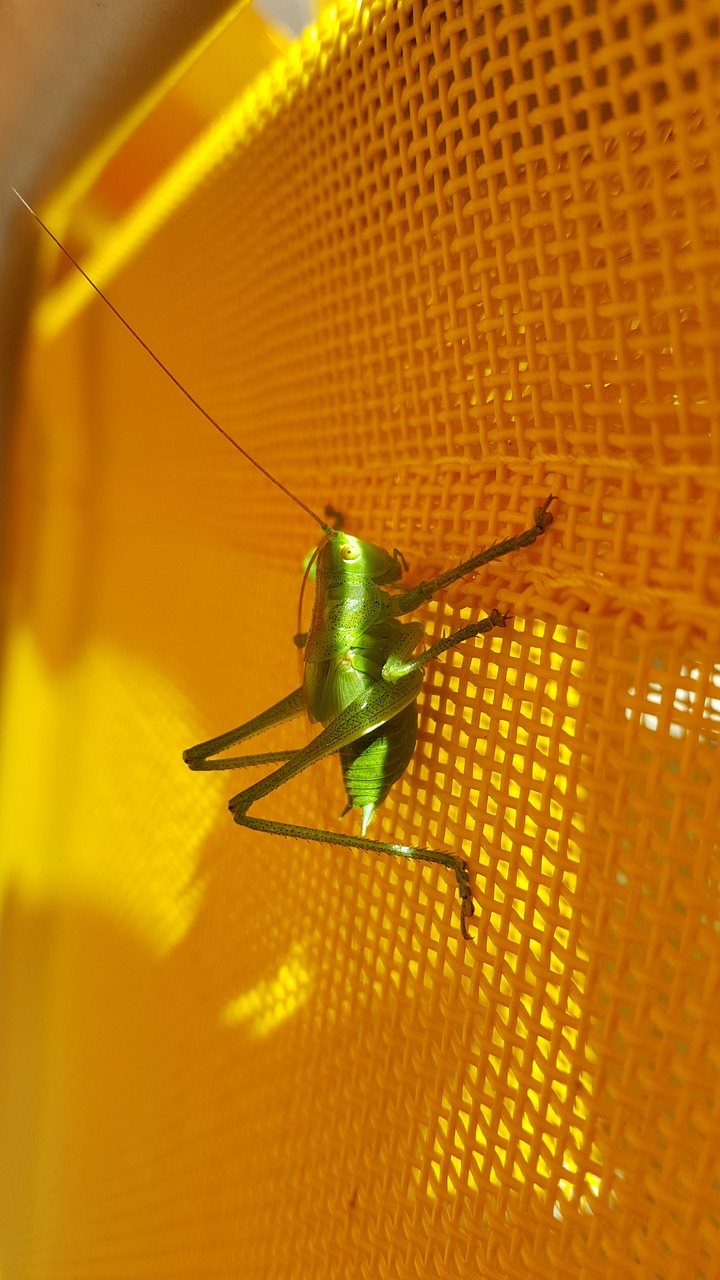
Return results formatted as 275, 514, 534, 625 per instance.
1, 2, 719, 1277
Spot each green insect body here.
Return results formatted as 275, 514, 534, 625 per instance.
183, 506, 555, 940
303, 532, 417, 830
15, 190, 555, 941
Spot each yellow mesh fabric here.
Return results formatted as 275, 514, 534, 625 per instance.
2, 2, 719, 1277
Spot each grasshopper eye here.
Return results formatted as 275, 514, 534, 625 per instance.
340, 542, 360, 562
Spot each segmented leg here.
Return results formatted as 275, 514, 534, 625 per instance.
383, 610, 508, 681
185, 642, 475, 934
224, 659, 479, 933
183, 687, 306, 770
237, 813, 475, 940
185, 667, 469, 934
390, 495, 554, 619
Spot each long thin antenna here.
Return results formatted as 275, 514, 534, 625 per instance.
13, 188, 328, 532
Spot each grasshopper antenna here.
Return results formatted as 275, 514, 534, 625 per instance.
12, 187, 329, 532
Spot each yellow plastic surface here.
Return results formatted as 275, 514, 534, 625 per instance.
2, 2, 719, 1277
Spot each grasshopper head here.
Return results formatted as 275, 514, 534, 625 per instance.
325, 530, 405, 585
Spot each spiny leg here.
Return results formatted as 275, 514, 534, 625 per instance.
237, 814, 475, 940
222, 672, 474, 937
391, 495, 554, 618
378, 507, 547, 894
341, 611, 510, 932
383, 610, 508, 681
183, 686, 306, 771
217, 613, 514, 938
183, 660, 474, 934
226, 673, 423, 814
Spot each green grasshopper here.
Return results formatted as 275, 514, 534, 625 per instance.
16, 189, 554, 940
183, 499, 554, 939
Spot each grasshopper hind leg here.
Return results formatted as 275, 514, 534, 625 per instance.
223, 672, 477, 939
219, 609, 517, 939
234, 809, 476, 939
454, 861, 475, 940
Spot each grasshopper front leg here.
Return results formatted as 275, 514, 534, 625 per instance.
390, 495, 554, 618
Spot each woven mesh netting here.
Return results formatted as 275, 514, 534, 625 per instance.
1, 1, 719, 1277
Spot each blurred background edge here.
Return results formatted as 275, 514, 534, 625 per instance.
0, 0, 314, 651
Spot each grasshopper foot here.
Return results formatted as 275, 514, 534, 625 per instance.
455, 861, 476, 941
533, 494, 556, 532
488, 608, 509, 630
